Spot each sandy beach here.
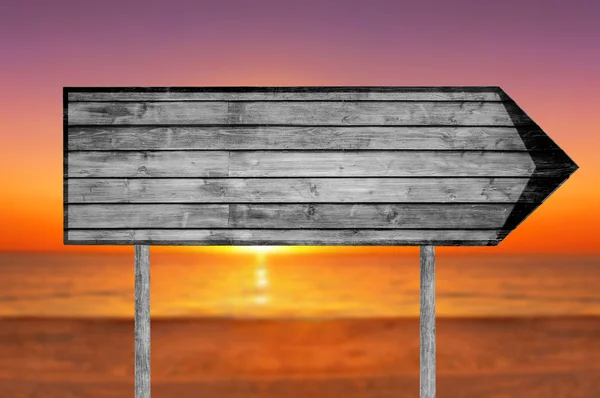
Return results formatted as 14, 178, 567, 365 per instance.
1, 252, 599, 396
1, 316, 599, 397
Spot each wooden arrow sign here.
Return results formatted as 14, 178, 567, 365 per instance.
63, 86, 579, 398
63, 86, 577, 246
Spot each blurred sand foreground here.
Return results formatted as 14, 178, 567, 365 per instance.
0, 316, 599, 397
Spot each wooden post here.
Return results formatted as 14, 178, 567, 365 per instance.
420, 245, 435, 398
135, 245, 151, 398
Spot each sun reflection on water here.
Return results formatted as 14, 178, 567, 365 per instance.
2, 252, 597, 319
254, 294, 269, 305
253, 249, 270, 306
256, 267, 269, 288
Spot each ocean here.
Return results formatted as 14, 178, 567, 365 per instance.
0, 251, 598, 318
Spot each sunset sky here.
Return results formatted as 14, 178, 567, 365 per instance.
1, 7, 599, 398
1, 0, 597, 253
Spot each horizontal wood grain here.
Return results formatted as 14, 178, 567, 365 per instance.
67, 87, 505, 101
67, 151, 537, 178
67, 204, 514, 229
65, 228, 500, 245
228, 151, 539, 177
68, 204, 229, 229
67, 151, 229, 177
66, 178, 531, 203
67, 126, 530, 151
228, 204, 513, 229
67, 101, 528, 126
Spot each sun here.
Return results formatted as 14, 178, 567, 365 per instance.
235, 246, 283, 254
183, 245, 291, 255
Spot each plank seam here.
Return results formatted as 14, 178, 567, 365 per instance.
64, 176, 551, 179
64, 86, 504, 91
66, 149, 538, 153
65, 202, 538, 205
68, 99, 507, 103
67, 124, 533, 128
64, 227, 502, 231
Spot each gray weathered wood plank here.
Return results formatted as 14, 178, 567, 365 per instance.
227, 204, 513, 229
67, 204, 514, 229
134, 245, 150, 398
67, 177, 531, 203
68, 87, 504, 101
68, 204, 229, 228
67, 126, 529, 151
228, 151, 577, 177
67, 151, 229, 178
228, 151, 536, 177
67, 151, 536, 178
68, 101, 528, 126
420, 245, 435, 398
65, 228, 500, 246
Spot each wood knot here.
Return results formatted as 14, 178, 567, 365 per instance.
306, 204, 317, 219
